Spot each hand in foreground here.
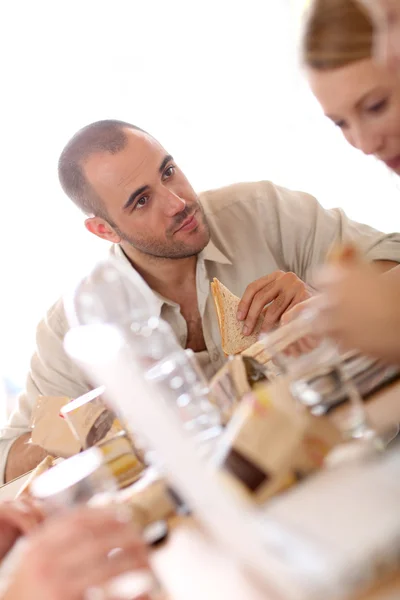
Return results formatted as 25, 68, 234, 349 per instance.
3, 506, 152, 600
278, 296, 322, 357
0, 498, 45, 560
237, 271, 313, 335
316, 264, 400, 363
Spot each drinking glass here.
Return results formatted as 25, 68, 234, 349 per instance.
30, 448, 163, 599
60, 387, 144, 488
260, 309, 374, 441
64, 259, 223, 453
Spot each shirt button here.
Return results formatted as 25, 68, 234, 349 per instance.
212, 350, 220, 362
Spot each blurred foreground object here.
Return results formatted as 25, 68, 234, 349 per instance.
61, 387, 144, 488
216, 379, 341, 503
30, 448, 164, 599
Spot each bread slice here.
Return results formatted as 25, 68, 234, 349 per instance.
327, 242, 362, 265
211, 278, 263, 355
242, 340, 272, 365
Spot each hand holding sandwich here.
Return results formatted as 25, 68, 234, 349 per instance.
237, 271, 313, 335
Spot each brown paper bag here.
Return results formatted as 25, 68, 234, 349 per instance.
117, 471, 177, 528
209, 355, 271, 424
97, 431, 144, 489
31, 396, 81, 458
60, 389, 145, 488
218, 378, 342, 504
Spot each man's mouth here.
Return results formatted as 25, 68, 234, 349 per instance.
174, 211, 199, 233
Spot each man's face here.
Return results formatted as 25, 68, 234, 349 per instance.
83, 129, 210, 259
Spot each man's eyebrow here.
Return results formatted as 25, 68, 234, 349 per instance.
123, 185, 149, 211
159, 154, 173, 173
122, 155, 173, 211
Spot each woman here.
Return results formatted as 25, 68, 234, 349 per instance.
300, 0, 400, 363
357, 0, 400, 69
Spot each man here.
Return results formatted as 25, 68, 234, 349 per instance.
2, 119, 400, 483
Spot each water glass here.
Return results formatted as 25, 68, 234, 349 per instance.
261, 310, 373, 441
30, 448, 163, 599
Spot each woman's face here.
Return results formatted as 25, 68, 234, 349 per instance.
307, 58, 400, 173
358, 0, 400, 70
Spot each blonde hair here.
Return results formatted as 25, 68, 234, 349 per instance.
303, 0, 374, 69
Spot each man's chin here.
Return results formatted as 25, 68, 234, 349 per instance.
191, 226, 210, 252
172, 230, 210, 259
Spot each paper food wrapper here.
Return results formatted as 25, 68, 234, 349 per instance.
209, 357, 249, 424
97, 431, 144, 489
61, 391, 146, 486
62, 394, 124, 449
31, 394, 127, 457
217, 378, 342, 504
117, 471, 177, 528
31, 397, 81, 458
209, 355, 271, 424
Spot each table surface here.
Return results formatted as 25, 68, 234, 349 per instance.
1, 379, 400, 600
152, 515, 400, 600
152, 380, 400, 600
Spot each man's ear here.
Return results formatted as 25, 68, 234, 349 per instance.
85, 217, 122, 243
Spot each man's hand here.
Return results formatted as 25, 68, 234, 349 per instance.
0, 498, 44, 560
3, 506, 152, 600
237, 271, 313, 335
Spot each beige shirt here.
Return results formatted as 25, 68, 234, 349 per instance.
1, 180, 400, 482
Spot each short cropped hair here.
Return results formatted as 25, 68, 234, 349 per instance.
58, 119, 145, 218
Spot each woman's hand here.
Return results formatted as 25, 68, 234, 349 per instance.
3, 506, 152, 600
316, 263, 400, 363
0, 498, 44, 560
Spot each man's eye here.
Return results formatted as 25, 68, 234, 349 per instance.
135, 196, 149, 209
163, 165, 175, 179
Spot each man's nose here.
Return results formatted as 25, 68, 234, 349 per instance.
161, 187, 186, 216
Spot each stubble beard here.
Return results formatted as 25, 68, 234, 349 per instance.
113, 203, 211, 260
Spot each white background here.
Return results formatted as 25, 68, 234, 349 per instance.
0, 0, 399, 393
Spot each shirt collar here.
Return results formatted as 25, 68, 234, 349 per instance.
110, 244, 166, 315
202, 239, 232, 265
110, 237, 231, 313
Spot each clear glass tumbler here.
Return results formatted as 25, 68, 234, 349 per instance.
261, 309, 374, 441
30, 448, 163, 599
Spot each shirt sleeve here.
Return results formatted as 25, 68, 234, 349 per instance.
0, 298, 90, 483
255, 182, 400, 285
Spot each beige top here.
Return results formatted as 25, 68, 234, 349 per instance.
1, 180, 400, 482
